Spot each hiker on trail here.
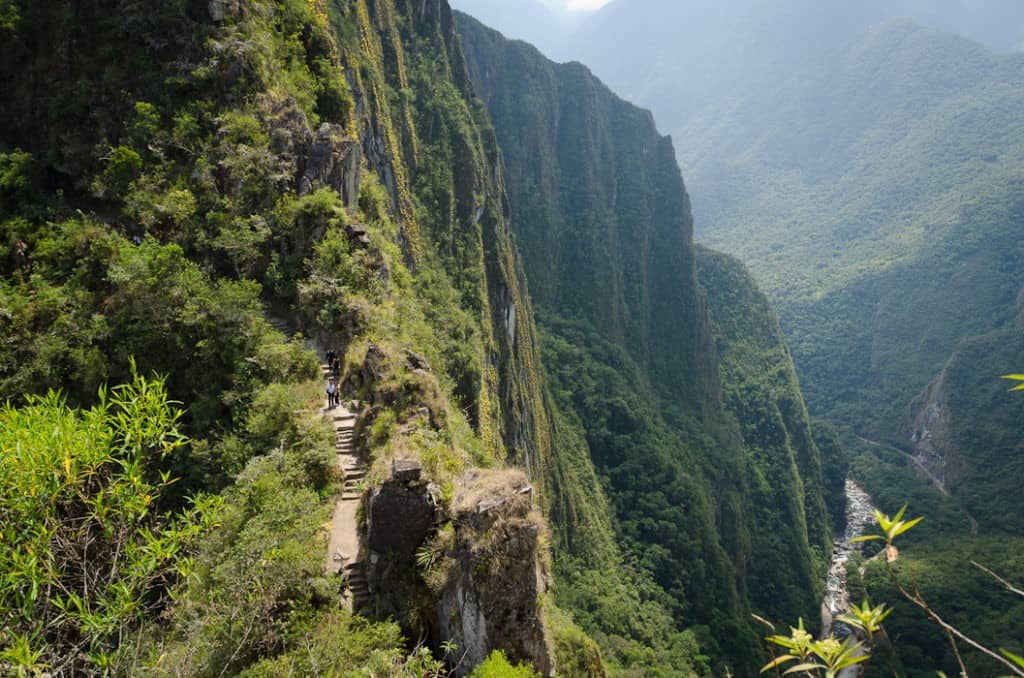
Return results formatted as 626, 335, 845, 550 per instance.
326, 380, 338, 409
326, 349, 337, 366
331, 355, 341, 379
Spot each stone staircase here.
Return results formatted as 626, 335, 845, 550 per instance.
321, 362, 370, 612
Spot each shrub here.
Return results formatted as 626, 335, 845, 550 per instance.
0, 368, 220, 674
469, 651, 541, 678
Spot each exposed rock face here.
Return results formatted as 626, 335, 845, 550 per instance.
363, 468, 555, 676
904, 365, 961, 490
366, 479, 434, 559
207, 0, 241, 21
439, 470, 552, 676
300, 123, 361, 208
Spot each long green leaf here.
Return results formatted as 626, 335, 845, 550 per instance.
892, 516, 924, 537
784, 663, 826, 675
1001, 648, 1024, 668
760, 654, 799, 673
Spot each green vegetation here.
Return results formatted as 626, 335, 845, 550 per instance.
0, 372, 219, 674
470, 650, 543, 677
557, 7, 1024, 674
575, 8, 1024, 526
0, 0, 587, 673
458, 15, 845, 675
764, 505, 1024, 677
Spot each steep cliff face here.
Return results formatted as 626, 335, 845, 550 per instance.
696, 247, 834, 617
458, 14, 833, 673
0, 0, 568, 673
334, 0, 553, 478
459, 18, 718, 416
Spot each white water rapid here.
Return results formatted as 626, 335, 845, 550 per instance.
822, 480, 877, 636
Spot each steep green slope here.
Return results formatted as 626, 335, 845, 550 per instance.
457, 15, 836, 674
0, 0, 595, 673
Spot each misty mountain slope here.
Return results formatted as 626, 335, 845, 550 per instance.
572, 4, 1024, 442
457, 14, 842, 674
450, 0, 570, 60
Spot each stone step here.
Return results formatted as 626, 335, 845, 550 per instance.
341, 493, 361, 501
345, 470, 367, 479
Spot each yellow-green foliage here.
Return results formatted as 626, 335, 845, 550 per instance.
469, 650, 541, 678
544, 604, 606, 678
0, 371, 221, 675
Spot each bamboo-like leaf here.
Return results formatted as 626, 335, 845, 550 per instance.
1001, 375, 1024, 391
839, 654, 872, 668
851, 534, 884, 543
1001, 648, 1024, 668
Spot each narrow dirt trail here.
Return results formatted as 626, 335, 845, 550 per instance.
321, 363, 370, 610
263, 311, 373, 607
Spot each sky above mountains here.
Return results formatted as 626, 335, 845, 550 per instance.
561, 0, 612, 10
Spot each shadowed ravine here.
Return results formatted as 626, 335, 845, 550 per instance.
822, 481, 877, 634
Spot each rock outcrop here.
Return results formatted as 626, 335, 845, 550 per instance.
439, 470, 553, 676
364, 467, 555, 676
904, 365, 961, 491
300, 123, 361, 207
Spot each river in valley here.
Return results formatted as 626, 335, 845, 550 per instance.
822, 480, 878, 638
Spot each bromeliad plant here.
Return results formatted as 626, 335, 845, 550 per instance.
759, 618, 870, 677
